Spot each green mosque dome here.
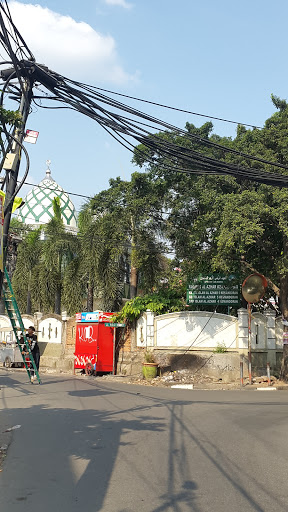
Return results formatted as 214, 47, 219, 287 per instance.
18, 162, 77, 232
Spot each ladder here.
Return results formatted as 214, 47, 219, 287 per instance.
2, 267, 41, 384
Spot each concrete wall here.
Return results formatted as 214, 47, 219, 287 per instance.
154, 312, 238, 350
38, 315, 62, 344
1, 306, 284, 377
0, 311, 73, 372
135, 308, 284, 374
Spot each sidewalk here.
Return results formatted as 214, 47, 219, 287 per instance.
79, 371, 288, 391
0, 370, 13, 471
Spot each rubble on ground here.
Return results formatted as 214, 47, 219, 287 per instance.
110, 369, 286, 389
123, 369, 234, 387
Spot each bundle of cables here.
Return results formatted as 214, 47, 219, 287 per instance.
0, 0, 288, 189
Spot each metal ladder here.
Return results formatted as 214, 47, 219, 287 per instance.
2, 267, 41, 384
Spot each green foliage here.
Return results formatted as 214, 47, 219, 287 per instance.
12, 228, 42, 313
144, 350, 155, 363
132, 95, 288, 318
0, 106, 21, 127
78, 171, 168, 308
52, 197, 62, 221
40, 206, 80, 314
271, 94, 288, 112
13, 204, 80, 316
114, 291, 186, 324
13, 94, 288, 321
78, 205, 126, 311
62, 256, 85, 315
0, 107, 22, 156
213, 342, 227, 353
9, 218, 30, 237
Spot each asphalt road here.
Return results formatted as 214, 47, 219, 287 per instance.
0, 369, 288, 512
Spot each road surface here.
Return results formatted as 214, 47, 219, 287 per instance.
0, 368, 288, 512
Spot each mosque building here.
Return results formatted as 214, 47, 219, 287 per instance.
17, 160, 77, 233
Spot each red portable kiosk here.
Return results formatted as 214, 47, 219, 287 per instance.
74, 311, 114, 375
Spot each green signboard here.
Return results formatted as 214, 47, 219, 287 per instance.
187, 274, 240, 306
104, 322, 126, 328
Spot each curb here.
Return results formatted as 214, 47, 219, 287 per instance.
171, 384, 194, 390
256, 387, 277, 391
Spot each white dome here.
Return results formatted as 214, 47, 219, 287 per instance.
18, 166, 77, 232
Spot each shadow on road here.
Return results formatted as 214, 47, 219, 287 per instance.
1, 375, 288, 511
0, 396, 167, 510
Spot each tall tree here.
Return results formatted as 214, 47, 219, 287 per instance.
39, 198, 79, 315
78, 205, 126, 311
12, 228, 42, 314
87, 173, 167, 300
133, 97, 288, 379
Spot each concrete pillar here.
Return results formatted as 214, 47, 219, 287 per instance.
237, 308, 248, 352
34, 311, 43, 334
264, 309, 276, 367
146, 309, 155, 347
264, 310, 276, 349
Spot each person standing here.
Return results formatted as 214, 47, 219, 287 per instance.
26, 326, 40, 382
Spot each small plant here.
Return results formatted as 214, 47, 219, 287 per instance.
214, 342, 227, 353
144, 350, 156, 363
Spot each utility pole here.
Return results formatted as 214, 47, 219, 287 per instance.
0, 73, 34, 297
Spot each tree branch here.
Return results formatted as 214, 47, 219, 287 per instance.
241, 259, 280, 296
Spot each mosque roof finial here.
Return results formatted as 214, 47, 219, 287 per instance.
45, 159, 52, 179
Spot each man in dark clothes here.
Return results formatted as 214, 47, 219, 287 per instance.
24, 326, 40, 382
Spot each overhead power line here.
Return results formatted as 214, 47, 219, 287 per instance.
32, 74, 288, 187
86, 85, 263, 130
19, 180, 94, 201
0, 0, 288, 192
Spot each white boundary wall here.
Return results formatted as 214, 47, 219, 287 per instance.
38, 317, 62, 344
137, 309, 283, 358
0, 313, 64, 344
155, 312, 238, 349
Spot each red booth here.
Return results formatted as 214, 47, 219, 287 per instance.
74, 311, 114, 375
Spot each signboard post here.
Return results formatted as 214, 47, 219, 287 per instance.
186, 274, 239, 306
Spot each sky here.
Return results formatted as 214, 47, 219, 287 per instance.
2, 0, 288, 212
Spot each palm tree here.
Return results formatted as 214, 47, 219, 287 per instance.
39, 198, 80, 315
78, 204, 126, 311
12, 228, 42, 314
77, 173, 167, 311
90, 174, 167, 298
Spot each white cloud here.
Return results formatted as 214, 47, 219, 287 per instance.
7, 1, 135, 84
104, 0, 133, 8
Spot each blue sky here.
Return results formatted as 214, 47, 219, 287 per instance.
4, 0, 288, 212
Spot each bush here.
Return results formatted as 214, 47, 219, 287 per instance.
214, 342, 227, 353
113, 292, 185, 324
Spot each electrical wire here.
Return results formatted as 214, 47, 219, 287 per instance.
43, 80, 288, 187
19, 180, 94, 200
7, 69, 288, 186
57, 76, 283, 167
12, 178, 202, 222
1, 6, 288, 192
8, 61, 286, 185
170, 308, 218, 365
76, 84, 263, 129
